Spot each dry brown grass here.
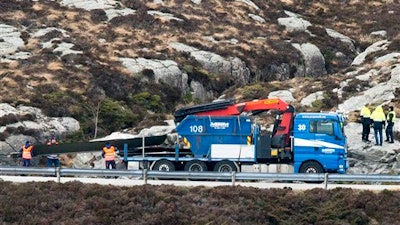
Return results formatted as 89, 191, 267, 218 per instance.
0, 77, 18, 88
47, 62, 63, 71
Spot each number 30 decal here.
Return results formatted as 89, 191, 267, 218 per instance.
297, 124, 306, 131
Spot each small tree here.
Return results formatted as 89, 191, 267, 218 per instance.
85, 86, 106, 138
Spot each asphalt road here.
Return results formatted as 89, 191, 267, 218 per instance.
1, 175, 399, 191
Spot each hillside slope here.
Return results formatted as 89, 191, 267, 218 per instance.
0, 0, 399, 138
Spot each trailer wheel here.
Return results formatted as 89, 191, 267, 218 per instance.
299, 161, 324, 173
184, 160, 207, 172
153, 160, 175, 172
213, 160, 237, 173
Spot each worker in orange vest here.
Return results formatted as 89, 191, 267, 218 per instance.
19, 141, 34, 167
102, 142, 117, 169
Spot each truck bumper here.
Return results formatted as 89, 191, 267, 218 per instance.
337, 158, 348, 174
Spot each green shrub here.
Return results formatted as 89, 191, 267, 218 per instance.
131, 92, 163, 112
99, 98, 139, 132
31, 88, 83, 117
241, 83, 268, 100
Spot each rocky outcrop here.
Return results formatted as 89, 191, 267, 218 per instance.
278, 11, 338, 77
169, 42, 251, 85
345, 122, 400, 174
0, 24, 30, 63
60, 0, 135, 21
0, 104, 80, 155
120, 57, 189, 95
339, 58, 400, 113
351, 40, 391, 66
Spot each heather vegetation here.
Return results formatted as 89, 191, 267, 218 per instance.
0, 181, 399, 225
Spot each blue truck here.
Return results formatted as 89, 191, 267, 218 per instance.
123, 98, 348, 174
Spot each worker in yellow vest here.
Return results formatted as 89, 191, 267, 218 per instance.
370, 106, 386, 146
385, 106, 396, 143
360, 105, 372, 142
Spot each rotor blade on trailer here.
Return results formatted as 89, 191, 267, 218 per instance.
17, 135, 168, 156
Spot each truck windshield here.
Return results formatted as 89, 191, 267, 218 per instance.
310, 120, 334, 135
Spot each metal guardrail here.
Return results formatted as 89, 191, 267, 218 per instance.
0, 166, 399, 189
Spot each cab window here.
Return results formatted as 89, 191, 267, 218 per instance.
310, 120, 334, 135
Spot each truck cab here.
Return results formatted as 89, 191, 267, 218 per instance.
292, 113, 348, 174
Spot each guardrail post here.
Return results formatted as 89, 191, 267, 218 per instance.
143, 169, 148, 185
231, 171, 236, 186
56, 167, 61, 183
324, 173, 329, 190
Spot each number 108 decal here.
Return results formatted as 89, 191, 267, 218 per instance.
189, 125, 204, 133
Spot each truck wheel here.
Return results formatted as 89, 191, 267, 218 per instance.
299, 161, 324, 173
213, 160, 237, 173
153, 160, 175, 172
184, 160, 207, 172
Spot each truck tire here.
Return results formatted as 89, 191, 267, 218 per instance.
213, 160, 237, 172
153, 160, 175, 172
299, 161, 324, 173
184, 160, 207, 172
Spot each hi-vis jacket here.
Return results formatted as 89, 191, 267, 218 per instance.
22, 145, 33, 159
387, 111, 396, 123
371, 106, 386, 122
360, 106, 371, 118
103, 146, 116, 161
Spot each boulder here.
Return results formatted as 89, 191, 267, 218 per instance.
277, 11, 311, 32
351, 40, 390, 66
249, 14, 266, 23
169, 42, 250, 85
370, 30, 387, 39
300, 91, 325, 107
268, 90, 295, 103
238, 0, 260, 10
292, 43, 327, 77
190, 80, 213, 102
120, 57, 189, 95
326, 28, 356, 53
